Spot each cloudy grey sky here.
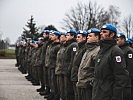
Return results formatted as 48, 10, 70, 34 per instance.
0, 0, 133, 44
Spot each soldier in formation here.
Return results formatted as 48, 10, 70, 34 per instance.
15, 24, 133, 100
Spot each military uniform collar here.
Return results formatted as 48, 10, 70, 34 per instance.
45, 37, 49, 41
51, 41, 60, 46
65, 38, 76, 46
78, 40, 86, 48
85, 42, 99, 50
99, 39, 116, 48
38, 43, 43, 48
99, 39, 116, 54
119, 42, 129, 48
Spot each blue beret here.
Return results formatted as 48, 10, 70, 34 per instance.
49, 30, 54, 33
38, 37, 44, 41
53, 31, 61, 36
34, 41, 38, 44
23, 41, 27, 45
126, 39, 131, 43
43, 30, 50, 34
30, 39, 34, 43
20, 40, 26, 45
20, 40, 25, 43
67, 29, 77, 35
101, 24, 117, 33
16, 42, 19, 45
127, 38, 133, 42
26, 38, 32, 41
117, 33, 125, 38
77, 30, 88, 36
88, 28, 100, 34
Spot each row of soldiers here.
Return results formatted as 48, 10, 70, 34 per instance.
15, 24, 133, 100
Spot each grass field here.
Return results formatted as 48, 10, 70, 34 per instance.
0, 49, 16, 59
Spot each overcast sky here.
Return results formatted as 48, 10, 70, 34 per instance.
0, 0, 133, 44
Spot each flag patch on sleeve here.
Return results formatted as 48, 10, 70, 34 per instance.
128, 54, 132, 58
73, 47, 77, 51
115, 56, 121, 62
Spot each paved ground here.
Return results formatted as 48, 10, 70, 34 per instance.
0, 59, 44, 100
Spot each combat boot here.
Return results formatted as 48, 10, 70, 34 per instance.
40, 86, 50, 96
32, 82, 40, 86
36, 86, 45, 92
46, 92, 54, 100
53, 94, 60, 100
32, 80, 40, 86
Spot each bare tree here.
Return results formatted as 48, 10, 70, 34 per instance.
0, 31, 3, 40
122, 14, 133, 38
62, 2, 88, 31
107, 5, 121, 26
62, 2, 102, 31
62, 1, 120, 31
87, 2, 110, 29
4, 37, 10, 44
4, 37, 10, 49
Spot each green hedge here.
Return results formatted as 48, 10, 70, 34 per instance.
0, 49, 15, 59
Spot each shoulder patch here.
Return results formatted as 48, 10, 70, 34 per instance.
115, 56, 121, 62
73, 47, 77, 51
128, 54, 132, 58
97, 59, 100, 62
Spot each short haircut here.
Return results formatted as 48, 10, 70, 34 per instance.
109, 30, 117, 39
68, 33, 77, 38
94, 32, 101, 40
119, 35, 126, 41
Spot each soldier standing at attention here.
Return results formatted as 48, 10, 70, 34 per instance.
55, 32, 67, 100
92, 24, 130, 100
36, 30, 50, 94
31, 41, 40, 86
71, 30, 87, 100
76, 28, 100, 100
15, 42, 20, 67
25, 39, 34, 81
116, 33, 133, 100
40, 30, 53, 97
63, 29, 78, 100
25, 38, 32, 74
33, 37, 44, 86
44, 31, 60, 100
18, 41, 23, 72
20, 41, 27, 74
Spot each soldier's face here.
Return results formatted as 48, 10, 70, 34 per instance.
43, 33, 48, 38
17, 43, 19, 46
60, 35, 66, 43
30, 42, 33, 46
76, 34, 86, 43
100, 30, 110, 40
34, 44, 38, 48
87, 33, 98, 43
51, 33, 58, 41
66, 33, 74, 41
27, 40, 30, 43
23, 44, 26, 47
49, 33, 52, 40
38, 39, 43, 44
116, 38, 124, 46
